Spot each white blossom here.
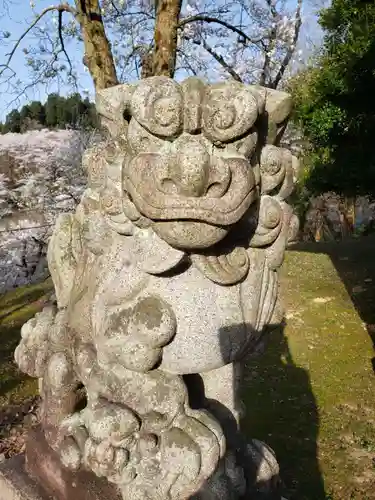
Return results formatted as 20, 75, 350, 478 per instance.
0, 129, 96, 293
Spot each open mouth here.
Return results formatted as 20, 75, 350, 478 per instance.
125, 153, 257, 227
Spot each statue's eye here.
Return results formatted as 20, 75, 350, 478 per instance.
130, 76, 183, 138
127, 118, 165, 154
202, 83, 261, 143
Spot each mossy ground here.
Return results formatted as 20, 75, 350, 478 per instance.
243, 237, 375, 499
0, 238, 374, 499
0, 278, 53, 406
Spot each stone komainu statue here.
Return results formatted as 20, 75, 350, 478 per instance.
15, 77, 299, 500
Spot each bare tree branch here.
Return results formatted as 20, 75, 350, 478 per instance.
109, 0, 121, 16
259, 30, 277, 86
0, 3, 76, 78
201, 38, 243, 82
265, 0, 278, 19
178, 14, 264, 46
4, 52, 60, 111
58, 9, 74, 76
110, 8, 154, 20
0, 224, 54, 234
272, 0, 303, 89
176, 48, 198, 76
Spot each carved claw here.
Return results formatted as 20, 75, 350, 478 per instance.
59, 399, 162, 486
15, 305, 56, 377
84, 437, 130, 482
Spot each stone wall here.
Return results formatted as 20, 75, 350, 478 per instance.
302, 192, 375, 241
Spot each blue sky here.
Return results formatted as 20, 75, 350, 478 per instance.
0, 0, 93, 120
0, 0, 327, 121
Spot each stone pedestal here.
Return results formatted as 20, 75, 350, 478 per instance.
12, 77, 299, 499
26, 427, 121, 500
0, 456, 46, 500
0, 427, 122, 500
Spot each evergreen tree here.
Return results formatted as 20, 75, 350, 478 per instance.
29, 101, 46, 126
291, 0, 375, 197
20, 104, 31, 123
1, 93, 98, 133
45, 93, 60, 128
3, 109, 21, 133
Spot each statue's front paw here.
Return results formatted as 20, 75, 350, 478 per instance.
243, 439, 281, 497
84, 437, 130, 482
15, 305, 56, 377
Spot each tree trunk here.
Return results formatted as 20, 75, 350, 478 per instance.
75, 0, 118, 90
152, 0, 182, 77
141, 51, 154, 79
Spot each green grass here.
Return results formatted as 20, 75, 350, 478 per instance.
0, 278, 53, 405
1, 238, 375, 499
243, 238, 375, 499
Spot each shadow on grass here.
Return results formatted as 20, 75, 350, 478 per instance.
186, 321, 325, 499
240, 322, 326, 499
290, 235, 375, 374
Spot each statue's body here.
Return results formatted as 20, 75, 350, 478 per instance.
15, 77, 298, 500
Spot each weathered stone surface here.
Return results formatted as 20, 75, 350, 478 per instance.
0, 455, 48, 500
14, 76, 298, 499
26, 426, 122, 500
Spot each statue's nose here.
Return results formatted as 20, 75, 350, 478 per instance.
167, 135, 210, 197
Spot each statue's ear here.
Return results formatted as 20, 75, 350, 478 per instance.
95, 83, 136, 139
253, 86, 293, 145
262, 88, 293, 125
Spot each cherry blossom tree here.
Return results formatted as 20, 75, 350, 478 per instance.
0, 224, 50, 291
0, 0, 306, 108
0, 128, 97, 292
177, 0, 304, 87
